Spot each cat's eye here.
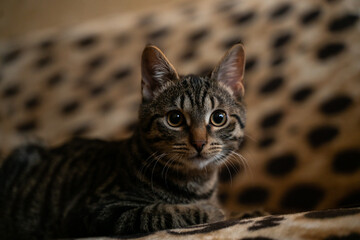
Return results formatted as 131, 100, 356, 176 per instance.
210, 110, 227, 127
167, 111, 184, 127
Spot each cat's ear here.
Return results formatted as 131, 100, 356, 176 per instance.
211, 44, 246, 97
141, 45, 179, 101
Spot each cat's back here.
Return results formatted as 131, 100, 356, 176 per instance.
0, 138, 131, 239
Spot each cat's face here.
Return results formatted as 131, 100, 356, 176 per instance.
139, 44, 246, 170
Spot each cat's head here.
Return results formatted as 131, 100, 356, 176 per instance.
139, 44, 246, 170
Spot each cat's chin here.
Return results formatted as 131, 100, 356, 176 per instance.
187, 155, 220, 170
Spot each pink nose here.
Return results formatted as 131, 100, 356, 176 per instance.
192, 141, 206, 153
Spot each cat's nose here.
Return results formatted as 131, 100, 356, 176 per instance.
192, 141, 206, 153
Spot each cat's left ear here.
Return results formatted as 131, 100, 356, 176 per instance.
141, 45, 179, 102
211, 44, 246, 98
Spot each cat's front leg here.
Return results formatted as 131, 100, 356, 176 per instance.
86, 201, 224, 235
113, 202, 224, 234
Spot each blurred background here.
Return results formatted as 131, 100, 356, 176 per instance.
0, 0, 359, 215
0, 0, 185, 39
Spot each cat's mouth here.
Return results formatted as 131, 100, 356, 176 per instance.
191, 154, 207, 161
187, 152, 219, 168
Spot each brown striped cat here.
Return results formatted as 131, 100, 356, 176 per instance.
0, 44, 246, 239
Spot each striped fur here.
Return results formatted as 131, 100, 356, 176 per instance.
0, 44, 246, 239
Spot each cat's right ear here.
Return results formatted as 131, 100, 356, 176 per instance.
141, 45, 179, 102
211, 44, 246, 98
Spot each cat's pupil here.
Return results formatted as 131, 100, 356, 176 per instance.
167, 111, 183, 127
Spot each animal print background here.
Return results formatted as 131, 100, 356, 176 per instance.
0, 0, 359, 215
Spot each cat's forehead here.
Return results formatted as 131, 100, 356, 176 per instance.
169, 75, 229, 113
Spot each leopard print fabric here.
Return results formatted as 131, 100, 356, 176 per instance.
73, 208, 360, 239
0, 0, 359, 238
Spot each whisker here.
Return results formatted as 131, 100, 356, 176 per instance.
229, 150, 254, 180
151, 153, 166, 192
173, 143, 187, 146
138, 151, 159, 179
172, 147, 189, 150
245, 133, 258, 143
222, 159, 233, 186
164, 155, 179, 187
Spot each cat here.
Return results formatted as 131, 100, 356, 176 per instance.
0, 43, 246, 239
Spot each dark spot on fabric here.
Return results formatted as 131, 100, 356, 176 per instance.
35, 55, 53, 69
219, 162, 243, 182
271, 55, 285, 66
2, 84, 20, 98
216, 1, 236, 13
188, 28, 210, 43
181, 5, 196, 17
266, 153, 297, 176
180, 48, 197, 62
72, 124, 91, 136
288, 125, 299, 135
138, 14, 154, 27
90, 85, 107, 97
237, 186, 269, 205
24, 95, 41, 110
217, 192, 229, 205
245, 57, 258, 71
76, 35, 98, 48
338, 190, 360, 208
16, 119, 38, 132
325, 233, 360, 240
248, 216, 284, 231
232, 11, 256, 25
2, 48, 22, 65
258, 137, 276, 148
326, 0, 340, 3
307, 125, 339, 148
87, 55, 106, 70
147, 27, 170, 40
319, 95, 353, 115
198, 65, 213, 76
99, 101, 114, 114
300, 8, 322, 25
332, 149, 360, 174
291, 86, 313, 102
281, 184, 325, 211
61, 100, 80, 115
304, 208, 360, 219
270, 3, 292, 19
76, 77, 91, 87
47, 71, 64, 87
328, 14, 359, 32
238, 211, 266, 219
115, 33, 131, 46
260, 110, 284, 129
221, 36, 244, 50
272, 32, 293, 48
317, 42, 346, 60
259, 76, 284, 94
39, 39, 55, 50
112, 67, 132, 82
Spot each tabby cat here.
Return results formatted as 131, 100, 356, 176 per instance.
0, 44, 246, 239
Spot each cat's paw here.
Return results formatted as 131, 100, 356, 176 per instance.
229, 209, 269, 220
201, 204, 225, 223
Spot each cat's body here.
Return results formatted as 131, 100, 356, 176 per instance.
0, 44, 246, 239
0, 137, 221, 238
